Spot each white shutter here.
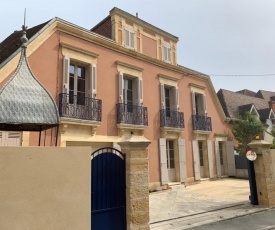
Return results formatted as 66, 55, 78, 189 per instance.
191, 92, 196, 115
63, 56, 70, 94
139, 78, 143, 105
118, 72, 124, 103
160, 83, 165, 109
178, 139, 187, 182
87, 64, 97, 98
215, 141, 222, 177
130, 31, 134, 48
167, 47, 171, 62
92, 64, 97, 98
159, 138, 169, 185
207, 140, 214, 178
135, 78, 143, 106
171, 87, 179, 111
203, 94, 207, 115
175, 87, 179, 110
226, 141, 236, 176
192, 140, 200, 180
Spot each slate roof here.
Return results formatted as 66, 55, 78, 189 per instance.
0, 30, 59, 131
256, 90, 275, 101
236, 89, 257, 97
258, 108, 273, 121
0, 21, 50, 66
217, 89, 270, 119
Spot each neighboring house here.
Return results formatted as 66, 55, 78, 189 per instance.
0, 7, 235, 190
217, 89, 275, 144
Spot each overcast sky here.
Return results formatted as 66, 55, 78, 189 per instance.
1, 0, 275, 93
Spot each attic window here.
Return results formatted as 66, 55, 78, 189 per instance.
125, 28, 134, 49
163, 45, 171, 63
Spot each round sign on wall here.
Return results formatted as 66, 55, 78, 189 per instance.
246, 150, 257, 161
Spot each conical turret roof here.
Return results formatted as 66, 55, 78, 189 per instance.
0, 27, 59, 131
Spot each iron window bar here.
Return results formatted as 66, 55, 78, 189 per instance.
160, 109, 184, 128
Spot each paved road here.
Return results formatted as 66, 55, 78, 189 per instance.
192, 209, 275, 230
150, 178, 267, 230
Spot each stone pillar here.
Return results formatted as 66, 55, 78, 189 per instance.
118, 135, 151, 230
248, 140, 275, 207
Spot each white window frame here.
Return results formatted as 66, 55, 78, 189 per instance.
163, 44, 171, 63
124, 28, 135, 49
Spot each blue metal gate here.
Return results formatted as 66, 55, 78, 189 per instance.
91, 147, 126, 230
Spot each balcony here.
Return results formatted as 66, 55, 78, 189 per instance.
116, 103, 148, 126
192, 115, 212, 131
160, 109, 184, 129
59, 93, 102, 122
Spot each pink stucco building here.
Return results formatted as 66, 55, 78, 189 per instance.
0, 8, 235, 190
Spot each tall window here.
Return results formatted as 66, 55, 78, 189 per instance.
163, 45, 171, 63
166, 140, 175, 169
198, 141, 204, 166
69, 64, 86, 105
123, 78, 133, 112
219, 142, 224, 165
125, 28, 134, 49
165, 87, 171, 117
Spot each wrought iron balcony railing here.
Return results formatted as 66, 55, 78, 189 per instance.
59, 93, 102, 122
192, 115, 212, 131
160, 109, 184, 128
116, 103, 148, 126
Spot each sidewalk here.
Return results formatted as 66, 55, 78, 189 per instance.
150, 178, 267, 229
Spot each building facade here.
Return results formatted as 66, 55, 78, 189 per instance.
0, 8, 235, 190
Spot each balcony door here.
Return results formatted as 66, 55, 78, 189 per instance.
198, 141, 205, 178
123, 78, 133, 110
166, 140, 176, 182
69, 64, 86, 105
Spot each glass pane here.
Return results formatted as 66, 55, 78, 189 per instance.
77, 79, 85, 92
127, 79, 132, 90
77, 67, 85, 80
69, 90, 74, 104
70, 65, 74, 74
169, 140, 174, 150
69, 77, 74, 91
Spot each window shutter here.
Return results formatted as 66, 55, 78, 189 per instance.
62, 56, 70, 94
130, 31, 134, 48
118, 72, 124, 103
87, 64, 96, 98
192, 140, 200, 180
160, 83, 165, 109
163, 46, 167, 61
173, 87, 179, 110
125, 29, 129, 47
178, 139, 187, 182
203, 94, 207, 115
215, 141, 221, 177
92, 64, 97, 98
191, 92, 196, 115
167, 47, 171, 62
207, 140, 214, 178
159, 138, 168, 185
138, 78, 143, 105
226, 141, 236, 176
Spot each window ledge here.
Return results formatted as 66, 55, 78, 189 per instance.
60, 117, 101, 136
117, 123, 147, 136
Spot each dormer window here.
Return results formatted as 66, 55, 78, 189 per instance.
163, 45, 171, 63
125, 28, 134, 49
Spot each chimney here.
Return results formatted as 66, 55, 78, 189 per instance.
136, 13, 138, 18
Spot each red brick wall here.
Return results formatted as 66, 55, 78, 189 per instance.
91, 17, 112, 39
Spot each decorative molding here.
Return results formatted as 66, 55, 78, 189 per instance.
117, 123, 147, 137
160, 127, 184, 138
116, 60, 143, 72
193, 130, 211, 140
158, 74, 178, 82
61, 42, 99, 58
189, 83, 206, 90
60, 117, 101, 136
